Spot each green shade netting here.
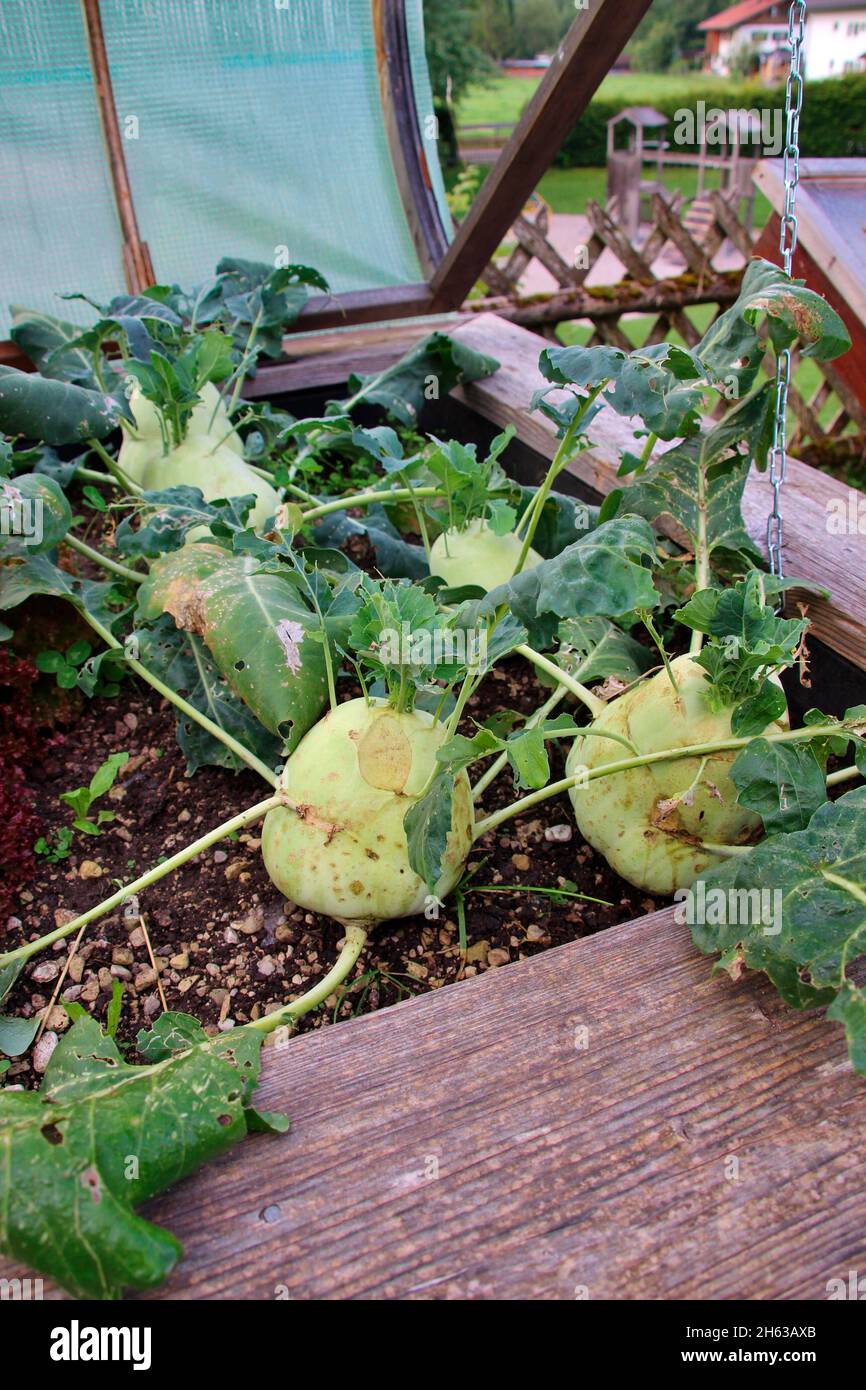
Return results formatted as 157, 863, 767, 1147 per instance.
0, 0, 450, 338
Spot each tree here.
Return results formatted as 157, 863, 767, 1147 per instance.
423, 0, 496, 164
513, 0, 569, 56
628, 0, 720, 72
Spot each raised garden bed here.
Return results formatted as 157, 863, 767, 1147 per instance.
1, 263, 865, 1300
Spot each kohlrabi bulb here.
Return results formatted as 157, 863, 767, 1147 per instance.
262, 698, 474, 926
140, 439, 280, 531
119, 382, 245, 486
566, 655, 789, 895
429, 518, 542, 591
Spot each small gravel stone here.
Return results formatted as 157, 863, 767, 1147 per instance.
33, 1032, 59, 1074
79, 860, 103, 880
486, 948, 511, 968
31, 961, 60, 983
257, 956, 277, 978
544, 823, 573, 843
511, 853, 530, 871
213, 850, 228, 864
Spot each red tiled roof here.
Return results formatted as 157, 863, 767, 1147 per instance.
700, 0, 864, 28
699, 0, 784, 31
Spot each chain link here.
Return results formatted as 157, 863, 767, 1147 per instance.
768, 0, 807, 579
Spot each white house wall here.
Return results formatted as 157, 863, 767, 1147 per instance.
802, 10, 866, 77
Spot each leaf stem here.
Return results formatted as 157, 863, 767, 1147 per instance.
472, 683, 568, 800
515, 643, 606, 719
472, 718, 863, 839
87, 438, 142, 496
246, 925, 368, 1034
64, 534, 144, 585
301, 485, 445, 524
83, 612, 279, 786
0, 795, 282, 969
513, 382, 604, 576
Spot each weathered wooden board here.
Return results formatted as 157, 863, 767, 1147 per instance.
4, 905, 864, 1300
451, 313, 866, 669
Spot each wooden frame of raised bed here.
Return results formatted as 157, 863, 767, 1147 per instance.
4, 312, 866, 1301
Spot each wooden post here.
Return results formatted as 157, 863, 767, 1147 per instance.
428, 0, 655, 310
79, 0, 154, 293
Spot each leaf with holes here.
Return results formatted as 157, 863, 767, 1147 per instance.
340, 332, 499, 427
0, 368, 121, 445
689, 789, 866, 1072
135, 619, 282, 775
557, 615, 654, 687
9, 306, 103, 388
0, 1012, 285, 1299
696, 258, 851, 397
137, 544, 328, 746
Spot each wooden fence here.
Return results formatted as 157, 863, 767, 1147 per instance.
468, 188, 866, 467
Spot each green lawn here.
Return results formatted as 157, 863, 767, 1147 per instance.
457, 73, 773, 227
536, 165, 772, 228
457, 72, 757, 127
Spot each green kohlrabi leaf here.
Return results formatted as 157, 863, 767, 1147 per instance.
138, 544, 328, 747
696, 257, 851, 398
539, 341, 706, 441
340, 332, 499, 428
0, 1011, 286, 1299
115, 485, 258, 559
0, 961, 40, 1059
135, 620, 283, 776
731, 737, 828, 834
458, 516, 659, 649
312, 504, 429, 579
0, 553, 130, 636
0, 473, 72, 555
0, 368, 121, 445
557, 615, 654, 687
404, 772, 458, 891
688, 788, 866, 1075
610, 438, 761, 569
9, 306, 102, 388
514, 486, 598, 559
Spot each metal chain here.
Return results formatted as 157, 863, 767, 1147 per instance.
767, 0, 807, 579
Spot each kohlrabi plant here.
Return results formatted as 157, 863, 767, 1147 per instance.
1, 254, 865, 1302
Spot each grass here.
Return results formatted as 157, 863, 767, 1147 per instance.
456, 73, 773, 227
457, 72, 759, 128
536, 165, 772, 229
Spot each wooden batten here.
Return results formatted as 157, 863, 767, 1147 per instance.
450, 313, 866, 673
80, 0, 154, 293
371, 0, 451, 279
428, 0, 655, 310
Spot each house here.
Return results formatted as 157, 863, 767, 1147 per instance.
699, 0, 866, 79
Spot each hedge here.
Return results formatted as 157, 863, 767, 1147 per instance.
554, 72, 866, 167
